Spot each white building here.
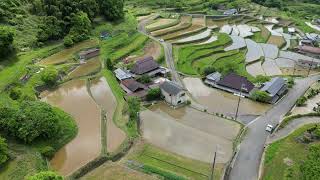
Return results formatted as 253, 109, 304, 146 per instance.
160, 81, 187, 106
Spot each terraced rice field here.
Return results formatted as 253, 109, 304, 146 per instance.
260, 43, 279, 59
246, 61, 265, 77
231, 25, 240, 36
151, 16, 192, 37
267, 35, 286, 48
219, 25, 232, 34
279, 51, 315, 62
262, 58, 282, 76
175, 29, 212, 44
245, 39, 264, 63
224, 35, 246, 51
206, 17, 230, 27
146, 18, 177, 29
237, 25, 254, 37
275, 58, 295, 68
39, 40, 98, 65
66, 57, 101, 80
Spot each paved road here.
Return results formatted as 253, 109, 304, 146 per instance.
268, 116, 320, 144
229, 75, 320, 180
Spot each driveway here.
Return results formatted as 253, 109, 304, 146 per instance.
228, 75, 320, 180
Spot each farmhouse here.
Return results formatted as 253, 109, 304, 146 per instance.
204, 72, 222, 86
160, 81, 187, 106
260, 77, 288, 104
216, 73, 255, 97
120, 78, 147, 94
131, 56, 159, 75
297, 45, 320, 55
303, 33, 320, 44
114, 68, 133, 81
297, 59, 320, 69
79, 48, 100, 61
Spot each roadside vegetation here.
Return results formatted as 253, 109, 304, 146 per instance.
264, 124, 320, 180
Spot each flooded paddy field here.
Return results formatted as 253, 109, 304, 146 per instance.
262, 58, 282, 76
246, 61, 265, 77
245, 39, 264, 63
41, 79, 101, 175
141, 102, 241, 164
90, 77, 126, 152
183, 78, 270, 116
224, 35, 246, 51
66, 57, 101, 80
39, 40, 98, 65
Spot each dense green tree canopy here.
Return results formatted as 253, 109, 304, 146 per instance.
250, 90, 270, 102
41, 67, 59, 86
0, 26, 14, 57
0, 101, 61, 143
99, 0, 124, 21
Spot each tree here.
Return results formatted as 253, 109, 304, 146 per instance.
137, 75, 151, 84
146, 88, 161, 101
41, 67, 58, 86
99, 0, 124, 21
37, 16, 63, 42
0, 136, 8, 166
63, 35, 74, 47
78, 0, 99, 20
26, 171, 63, 180
105, 58, 113, 70
250, 90, 270, 102
66, 11, 91, 44
0, 26, 14, 58
127, 97, 140, 121
202, 66, 216, 76
296, 96, 307, 106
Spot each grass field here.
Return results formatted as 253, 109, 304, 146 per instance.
251, 25, 270, 43
39, 40, 99, 65
263, 124, 319, 180
128, 143, 222, 180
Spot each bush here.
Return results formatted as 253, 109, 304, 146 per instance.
9, 88, 22, 100
202, 66, 216, 76
26, 171, 63, 180
146, 88, 161, 101
105, 58, 113, 70
254, 75, 270, 83
63, 36, 74, 47
0, 26, 14, 58
250, 90, 270, 102
287, 77, 294, 88
297, 96, 307, 106
141, 165, 187, 180
41, 67, 59, 86
39, 146, 55, 158
127, 97, 140, 121
0, 136, 9, 166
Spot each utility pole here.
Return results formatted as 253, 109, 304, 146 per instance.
234, 83, 244, 121
293, 63, 296, 76
307, 58, 315, 77
210, 148, 217, 180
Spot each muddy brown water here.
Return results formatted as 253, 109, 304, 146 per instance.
41, 79, 101, 176
183, 78, 270, 116
90, 77, 126, 153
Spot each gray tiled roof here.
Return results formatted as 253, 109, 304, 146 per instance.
160, 81, 184, 95
261, 77, 286, 96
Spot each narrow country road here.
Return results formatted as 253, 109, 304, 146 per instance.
267, 116, 320, 144
137, 14, 183, 86
229, 75, 320, 180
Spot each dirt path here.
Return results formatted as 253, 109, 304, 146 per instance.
267, 117, 320, 143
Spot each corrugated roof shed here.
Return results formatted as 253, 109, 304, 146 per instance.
261, 77, 285, 96
160, 81, 184, 95
131, 56, 159, 75
114, 68, 132, 80
206, 72, 222, 82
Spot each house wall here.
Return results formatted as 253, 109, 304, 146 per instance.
161, 90, 187, 106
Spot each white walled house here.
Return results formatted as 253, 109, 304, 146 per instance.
160, 81, 187, 106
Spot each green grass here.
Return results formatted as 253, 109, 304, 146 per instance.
263, 124, 319, 180
251, 25, 270, 43
128, 143, 222, 180
176, 33, 232, 75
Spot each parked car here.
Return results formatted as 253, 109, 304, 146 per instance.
266, 124, 274, 133
159, 39, 164, 43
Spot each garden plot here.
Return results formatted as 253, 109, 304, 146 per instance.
175, 29, 212, 44
246, 61, 265, 77
224, 35, 246, 51
219, 25, 232, 34
262, 58, 282, 76
245, 39, 264, 63
238, 25, 254, 38
197, 35, 218, 45
259, 43, 279, 59
275, 58, 295, 68
231, 25, 240, 36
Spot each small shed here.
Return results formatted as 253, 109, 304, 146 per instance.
79, 48, 100, 61
205, 72, 222, 86
160, 81, 187, 106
